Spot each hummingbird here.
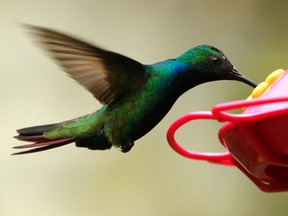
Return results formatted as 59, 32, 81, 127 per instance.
13, 25, 257, 155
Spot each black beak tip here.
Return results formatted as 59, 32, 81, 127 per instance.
231, 69, 257, 88
251, 81, 257, 88
244, 77, 257, 88
244, 79, 257, 88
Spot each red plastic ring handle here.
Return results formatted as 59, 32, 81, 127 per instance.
166, 111, 234, 165
213, 96, 288, 122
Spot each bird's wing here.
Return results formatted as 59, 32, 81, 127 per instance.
25, 24, 147, 104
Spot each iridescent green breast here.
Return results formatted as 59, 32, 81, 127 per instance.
102, 62, 181, 146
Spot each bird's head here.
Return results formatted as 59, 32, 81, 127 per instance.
177, 45, 257, 88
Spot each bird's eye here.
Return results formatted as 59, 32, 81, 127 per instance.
211, 57, 221, 65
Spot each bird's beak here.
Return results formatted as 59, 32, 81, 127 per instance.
231, 67, 257, 88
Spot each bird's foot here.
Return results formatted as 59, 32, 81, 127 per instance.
75, 125, 112, 150
120, 141, 134, 153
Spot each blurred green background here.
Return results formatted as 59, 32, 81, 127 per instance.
2, 0, 288, 215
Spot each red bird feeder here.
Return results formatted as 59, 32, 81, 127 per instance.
167, 69, 288, 192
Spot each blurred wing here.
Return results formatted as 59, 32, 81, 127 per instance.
25, 24, 147, 104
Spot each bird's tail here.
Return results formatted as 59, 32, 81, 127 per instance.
13, 124, 75, 155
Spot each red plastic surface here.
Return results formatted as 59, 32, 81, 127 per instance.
166, 70, 288, 192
